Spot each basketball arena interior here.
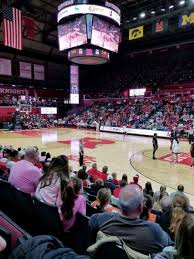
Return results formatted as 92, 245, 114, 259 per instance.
0, 0, 194, 258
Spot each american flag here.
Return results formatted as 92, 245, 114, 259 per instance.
3, 6, 22, 50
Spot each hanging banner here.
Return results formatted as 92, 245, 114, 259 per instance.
70, 65, 79, 104
19, 61, 32, 79
34, 64, 45, 81
129, 26, 144, 40
153, 19, 168, 33
179, 13, 194, 27
0, 58, 12, 76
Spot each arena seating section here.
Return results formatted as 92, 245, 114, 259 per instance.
66, 94, 194, 134
81, 49, 194, 98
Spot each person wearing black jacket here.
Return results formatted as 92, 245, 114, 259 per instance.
152, 133, 158, 160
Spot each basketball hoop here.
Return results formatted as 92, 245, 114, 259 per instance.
18, 104, 32, 114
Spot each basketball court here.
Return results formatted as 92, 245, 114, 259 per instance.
1, 128, 193, 203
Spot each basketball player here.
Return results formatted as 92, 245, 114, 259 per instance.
171, 137, 181, 164
96, 121, 100, 132
152, 133, 158, 160
188, 127, 194, 145
123, 125, 127, 136
79, 140, 84, 167
190, 141, 194, 168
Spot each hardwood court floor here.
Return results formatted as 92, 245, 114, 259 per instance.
0, 128, 193, 203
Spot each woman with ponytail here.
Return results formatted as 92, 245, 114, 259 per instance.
60, 177, 86, 230
92, 188, 119, 213
35, 155, 69, 208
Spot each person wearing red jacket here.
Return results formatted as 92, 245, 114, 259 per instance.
87, 163, 102, 181
129, 175, 142, 190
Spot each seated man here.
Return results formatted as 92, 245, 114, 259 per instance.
9, 147, 42, 194
89, 185, 171, 255
156, 196, 173, 236
170, 184, 188, 200
87, 163, 102, 181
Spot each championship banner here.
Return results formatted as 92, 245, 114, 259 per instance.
19, 61, 32, 79
34, 64, 45, 81
179, 13, 194, 27
129, 26, 144, 40
70, 65, 79, 104
153, 19, 168, 33
0, 58, 12, 76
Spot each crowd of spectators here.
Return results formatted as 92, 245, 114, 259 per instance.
0, 96, 57, 107
0, 144, 194, 258
18, 113, 52, 130
65, 94, 194, 134
81, 49, 194, 98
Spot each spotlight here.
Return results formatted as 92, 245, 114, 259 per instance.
139, 12, 146, 18
161, 8, 166, 11
133, 17, 137, 21
151, 10, 156, 14
169, 5, 174, 9
179, 0, 185, 5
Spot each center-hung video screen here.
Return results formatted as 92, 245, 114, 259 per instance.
91, 16, 120, 53
58, 16, 87, 51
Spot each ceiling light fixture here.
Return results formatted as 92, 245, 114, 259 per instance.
179, 0, 185, 5
139, 12, 146, 18
151, 10, 156, 14
169, 5, 174, 9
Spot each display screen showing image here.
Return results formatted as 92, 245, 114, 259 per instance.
91, 16, 120, 53
58, 16, 87, 51
130, 88, 146, 97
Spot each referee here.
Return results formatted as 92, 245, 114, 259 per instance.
79, 140, 84, 167
152, 133, 158, 160
188, 127, 194, 144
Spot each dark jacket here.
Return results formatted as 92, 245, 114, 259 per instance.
89, 212, 172, 255
9, 235, 91, 259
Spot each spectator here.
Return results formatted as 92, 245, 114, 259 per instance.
154, 214, 194, 259
120, 174, 128, 184
8, 147, 42, 194
91, 188, 119, 213
170, 184, 187, 200
89, 185, 171, 255
6, 149, 18, 170
39, 152, 47, 162
172, 194, 189, 211
60, 177, 86, 230
113, 179, 127, 198
45, 153, 52, 162
101, 166, 108, 181
87, 163, 102, 181
156, 196, 173, 237
35, 155, 69, 207
169, 207, 186, 240
88, 178, 104, 197
143, 182, 154, 197
129, 175, 142, 190
104, 175, 116, 193
78, 165, 89, 187
111, 172, 119, 185
18, 149, 25, 160
140, 194, 156, 222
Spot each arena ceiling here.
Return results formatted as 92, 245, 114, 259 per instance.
0, 0, 194, 62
